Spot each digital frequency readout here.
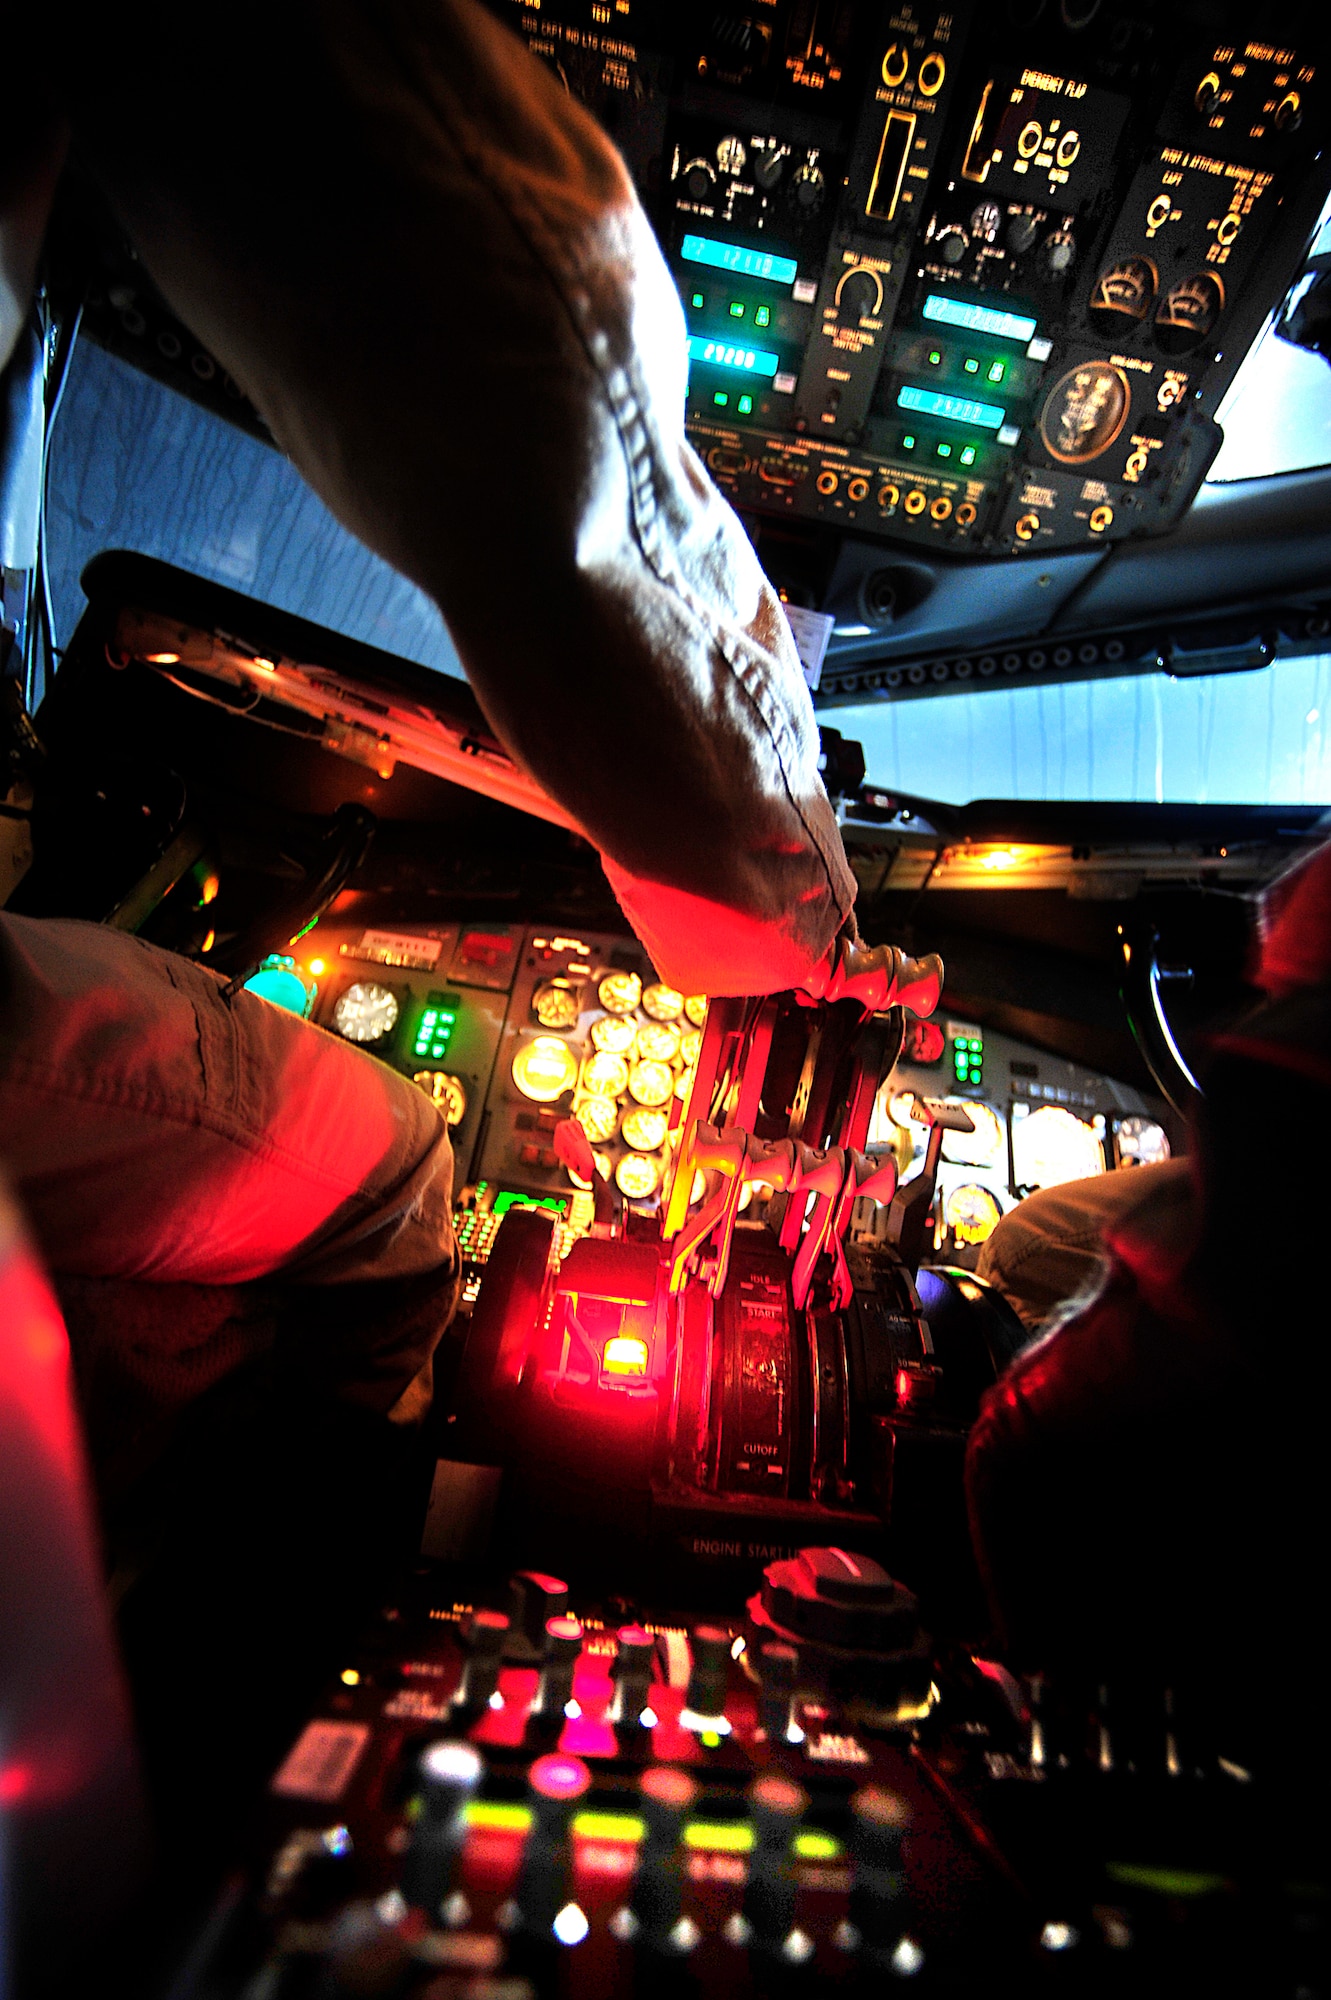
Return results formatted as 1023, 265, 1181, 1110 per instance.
687, 336, 780, 377
922, 294, 1038, 344
681, 235, 799, 286
897, 384, 1006, 429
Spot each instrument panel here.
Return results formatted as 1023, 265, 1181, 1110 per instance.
258, 917, 1175, 1284
485, 0, 1327, 562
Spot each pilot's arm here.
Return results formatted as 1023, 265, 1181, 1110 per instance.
6, 0, 856, 997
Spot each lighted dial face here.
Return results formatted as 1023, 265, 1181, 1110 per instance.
944, 1183, 1002, 1246
1155, 272, 1224, 352
1039, 360, 1131, 465
888, 1089, 922, 1130
581, 1051, 630, 1098
1116, 1115, 1171, 1166
716, 134, 747, 176
532, 980, 581, 1030
684, 995, 709, 1028
332, 981, 399, 1044
679, 1028, 702, 1068
412, 1070, 468, 1126
636, 1021, 681, 1063
1089, 257, 1158, 322
675, 1067, 695, 1101
512, 1035, 579, 1103
621, 1106, 669, 1152
573, 1093, 619, 1145
628, 1059, 674, 1108
940, 1100, 1005, 1168
598, 971, 643, 1015
590, 1013, 637, 1055
642, 982, 684, 1023
970, 200, 1002, 242
1013, 1105, 1104, 1189
615, 1151, 661, 1201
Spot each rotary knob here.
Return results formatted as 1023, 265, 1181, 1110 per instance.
836, 266, 883, 321
754, 147, 785, 191
1195, 70, 1222, 117
1007, 212, 1038, 254
1043, 228, 1076, 276
970, 200, 1002, 243
792, 162, 825, 209
682, 157, 715, 200
759, 1547, 918, 1651
936, 226, 968, 265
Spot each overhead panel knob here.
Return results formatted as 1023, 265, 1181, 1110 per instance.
685, 1624, 732, 1718
1006, 212, 1038, 254
401, 1740, 483, 1918
506, 1571, 569, 1661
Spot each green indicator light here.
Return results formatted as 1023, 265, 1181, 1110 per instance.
964, 356, 980, 374
902, 433, 916, 450
937, 441, 952, 457
729, 300, 745, 319
960, 445, 977, 466
970, 1069, 982, 1082
987, 360, 1006, 383
713, 390, 729, 407
691, 291, 705, 310
737, 393, 753, 415
928, 348, 943, 366
754, 305, 771, 329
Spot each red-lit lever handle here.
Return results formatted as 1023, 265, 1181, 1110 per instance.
819, 941, 944, 1020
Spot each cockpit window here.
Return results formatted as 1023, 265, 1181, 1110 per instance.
839, 659, 1331, 807
1205, 195, 1331, 483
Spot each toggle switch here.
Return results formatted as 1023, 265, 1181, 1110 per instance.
849, 1785, 913, 1964
512, 1752, 593, 1943
505, 1571, 569, 1661
758, 1640, 799, 1741
454, 1609, 509, 1712
535, 1615, 583, 1722
401, 1740, 483, 1918
630, 1765, 699, 1952
744, 1774, 808, 1956
612, 1625, 657, 1730
685, 1624, 732, 1720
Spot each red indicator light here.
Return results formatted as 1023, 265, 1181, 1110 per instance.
603, 1336, 650, 1377
530, 1753, 593, 1801
640, 1765, 699, 1810
905, 1017, 946, 1063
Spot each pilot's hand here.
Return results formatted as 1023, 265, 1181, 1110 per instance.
803, 936, 943, 1019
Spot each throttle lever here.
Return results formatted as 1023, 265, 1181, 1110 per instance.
821, 941, 944, 1020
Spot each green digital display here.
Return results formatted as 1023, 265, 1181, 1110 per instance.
898, 384, 1005, 429
681, 235, 798, 286
922, 294, 1037, 343
412, 991, 460, 1062
688, 337, 780, 378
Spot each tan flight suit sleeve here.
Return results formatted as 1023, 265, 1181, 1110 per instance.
29, 0, 856, 996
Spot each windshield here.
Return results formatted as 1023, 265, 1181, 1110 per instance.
1205, 194, 1331, 483
836, 661, 1331, 808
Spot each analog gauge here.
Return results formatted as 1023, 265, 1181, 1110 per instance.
1155, 272, 1224, 355
1116, 1115, 1171, 1167
675, 1067, 695, 1101
616, 1151, 662, 1201
791, 161, 825, 209
680, 1027, 702, 1068
573, 1093, 619, 1145
944, 1183, 1003, 1247
629, 1059, 674, 1108
940, 1099, 1005, 1168
621, 1106, 669, 1152
581, 1051, 630, 1098
1013, 1104, 1104, 1189
1088, 256, 1158, 324
598, 970, 643, 1015
590, 1013, 637, 1054
412, 1070, 468, 1126
332, 981, 400, 1044
716, 134, 747, 176
532, 980, 581, 1030
970, 200, 1002, 242
684, 995, 709, 1028
1038, 360, 1131, 465
512, 1035, 579, 1103
642, 982, 685, 1022
636, 1021, 681, 1064
1043, 227, 1076, 276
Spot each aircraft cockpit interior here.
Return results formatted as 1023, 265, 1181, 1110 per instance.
3, 2, 1331, 1994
